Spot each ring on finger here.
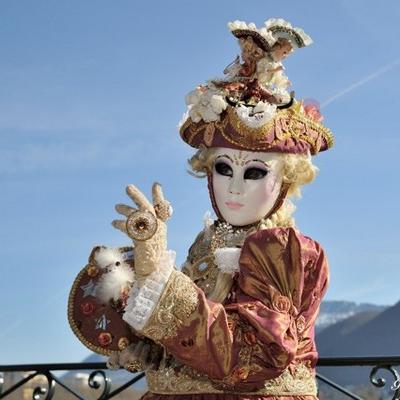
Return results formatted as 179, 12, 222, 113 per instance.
124, 360, 144, 372
125, 210, 158, 241
154, 201, 173, 221
106, 358, 120, 370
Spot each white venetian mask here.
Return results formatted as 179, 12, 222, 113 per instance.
211, 148, 283, 226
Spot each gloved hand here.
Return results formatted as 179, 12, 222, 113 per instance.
112, 183, 172, 285
106, 339, 163, 372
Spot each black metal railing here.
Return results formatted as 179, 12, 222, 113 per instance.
0, 356, 399, 400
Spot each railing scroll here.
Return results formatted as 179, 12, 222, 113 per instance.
0, 357, 399, 400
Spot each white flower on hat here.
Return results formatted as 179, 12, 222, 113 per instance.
185, 88, 201, 106
188, 105, 202, 123
210, 94, 227, 114
185, 86, 227, 123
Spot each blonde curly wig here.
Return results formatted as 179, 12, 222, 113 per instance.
188, 145, 318, 228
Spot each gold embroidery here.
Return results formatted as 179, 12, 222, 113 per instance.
146, 362, 317, 396
296, 314, 306, 334
223, 106, 334, 153
204, 123, 215, 146
232, 150, 249, 166
219, 319, 258, 387
182, 229, 220, 297
272, 293, 292, 313
180, 105, 334, 155
142, 271, 198, 341
184, 225, 248, 298
210, 222, 248, 253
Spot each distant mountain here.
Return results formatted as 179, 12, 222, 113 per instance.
315, 300, 388, 333
316, 300, 400, 393
316, 310, 383, 355
317, 300, 400, 357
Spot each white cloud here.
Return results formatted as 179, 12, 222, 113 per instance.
321, 58, 400, 108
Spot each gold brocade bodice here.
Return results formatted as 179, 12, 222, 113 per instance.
181, 223, 248, 297
181, 228, 218, 297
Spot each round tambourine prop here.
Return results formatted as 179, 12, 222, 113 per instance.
68, 245, 138, 355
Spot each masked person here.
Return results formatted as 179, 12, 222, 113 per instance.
69, 18, 333, 400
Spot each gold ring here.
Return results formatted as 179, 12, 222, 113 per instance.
126, 210, 158, 241
154, 201, 173, 222
124, 360, 144, 372
106, 358, 120, 370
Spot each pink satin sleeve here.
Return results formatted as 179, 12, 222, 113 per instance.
235, 227, 330, 371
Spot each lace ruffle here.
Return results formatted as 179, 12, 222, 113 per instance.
122, 250, 175, 330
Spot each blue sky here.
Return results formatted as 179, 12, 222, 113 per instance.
1, 0, 400, 365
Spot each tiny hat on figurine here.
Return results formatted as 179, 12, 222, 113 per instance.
179, 18, 334, 155
228, 18, 313, 51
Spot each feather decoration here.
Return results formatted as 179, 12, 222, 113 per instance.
94, 247, 124, 269
96, 263, 135, 302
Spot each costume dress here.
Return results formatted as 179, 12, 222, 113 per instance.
122, 223, 330, 400
68, 17, 333, 400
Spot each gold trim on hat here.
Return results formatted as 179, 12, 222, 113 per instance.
180, 105, 334, 155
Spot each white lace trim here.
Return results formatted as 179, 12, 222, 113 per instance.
122, 250, 175, 331
227, 18, 313, 49
265, 18, 313, 47
213, 247, 241, 275
228, 20, 275, 47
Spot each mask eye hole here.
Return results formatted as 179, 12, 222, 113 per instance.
244, 167, 268, 180
214, 162, 233, 177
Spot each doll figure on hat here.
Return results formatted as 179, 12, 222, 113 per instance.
220, 18, 312, 106
187, 18, 314, 130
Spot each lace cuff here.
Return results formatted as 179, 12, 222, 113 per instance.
214, 247, 241, 275
140, 269, 199, 341
122, 250, 175, 330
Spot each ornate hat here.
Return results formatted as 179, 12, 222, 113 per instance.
179, 18, 334, 155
